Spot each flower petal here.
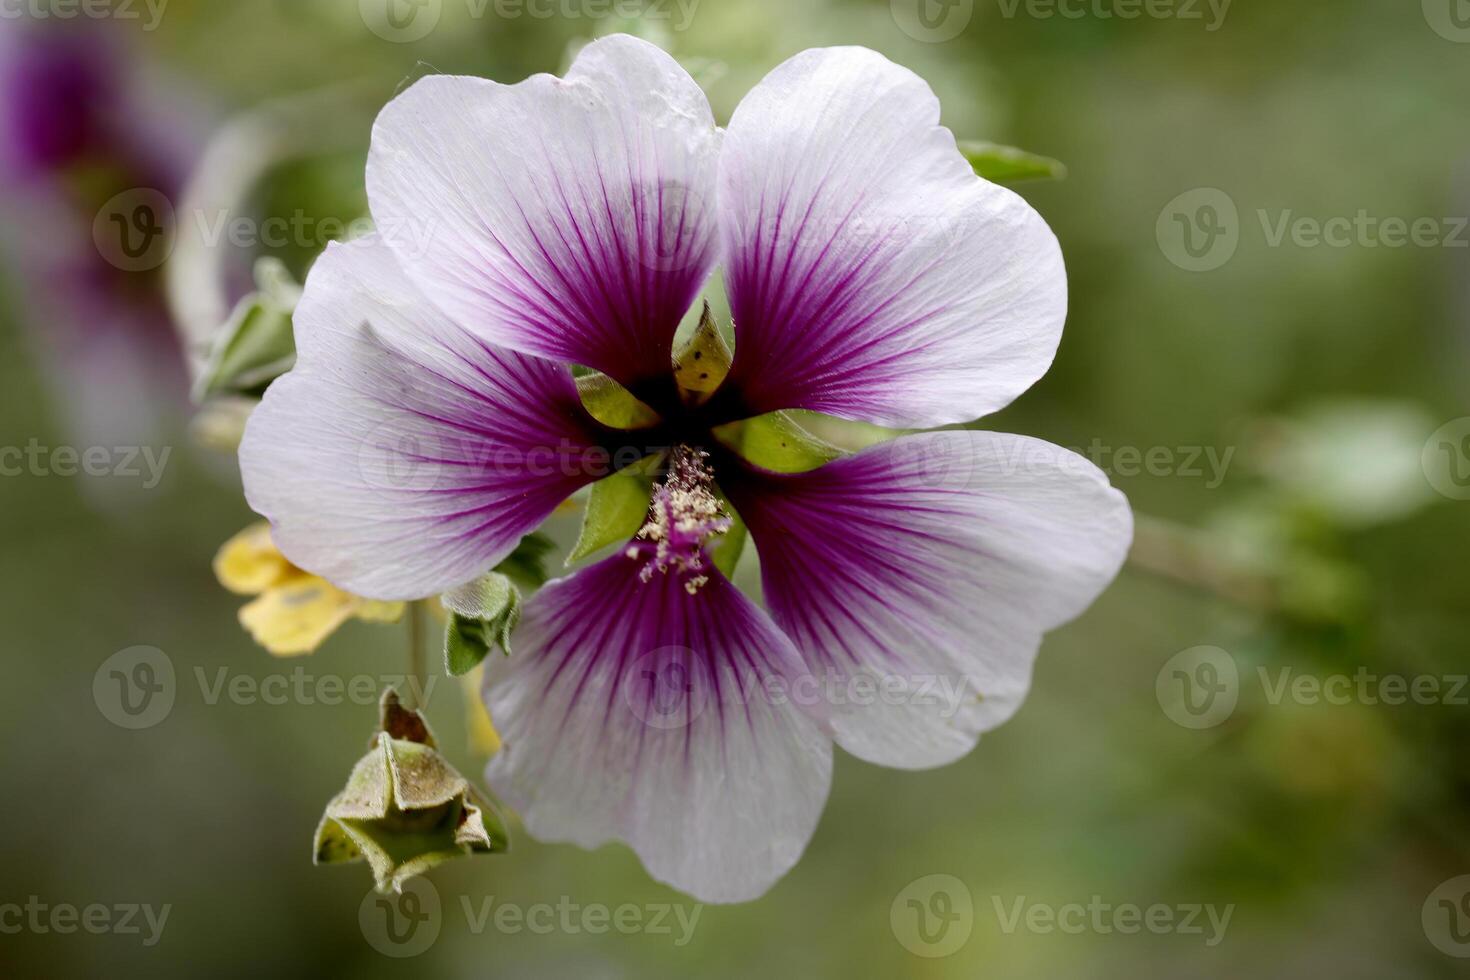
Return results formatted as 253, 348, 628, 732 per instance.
238, 574, 356, 657
366, 34, 721, 387
482, 554, 832, 903
213, 521, 290, 595
717, 47, 1066, 428
722, 431, 1132, 769
240, 235, 606, 600
352, 599, 407, 624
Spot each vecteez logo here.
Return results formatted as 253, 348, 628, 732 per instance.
1156, 189, 1239, 272
93, 646, 176, 730
360, 0, 443, 42
891, 0, 975, 43
93, 188, 176, 273
1424, 876, 1470, 957
1423, 0, 1470, 42
1423, 417, 1470, 500
360, 879, 441, 958
890, 874, 974, 957
1156, 646, 1239, 729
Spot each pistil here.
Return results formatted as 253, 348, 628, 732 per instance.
625, 445, 732, 594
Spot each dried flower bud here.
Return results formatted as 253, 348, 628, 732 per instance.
314, 689, 509, 892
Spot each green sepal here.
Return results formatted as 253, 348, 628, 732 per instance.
313, 689, 509, 893
442, 573, 521, 675
707, 500, 748, 578
960, 141, 1067, 184
567, 460, 661, 565
713, 410, 845, 473
193, 257, 301, 401
576, 372, 659, 428
673, 302, 731, 405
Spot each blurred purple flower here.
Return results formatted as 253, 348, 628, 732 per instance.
0, 22, 200, 450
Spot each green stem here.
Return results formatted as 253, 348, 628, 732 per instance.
1127, 513, 1279, 613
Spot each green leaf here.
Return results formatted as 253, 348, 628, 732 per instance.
494, 533, 555, 589
959, 141, 1067, 184
193, 257, 301, 401
567, 467, 657, 564
576, 372, 659, 428
713, 411, 845, 473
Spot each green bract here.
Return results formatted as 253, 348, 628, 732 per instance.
194, 257, 301, 400
442, 571, 521, 675
492, 532, 555, 590
439, 533, 556, 673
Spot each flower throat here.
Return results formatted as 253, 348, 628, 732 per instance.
626, 445, 732, 594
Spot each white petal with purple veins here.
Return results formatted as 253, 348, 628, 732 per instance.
718, 47, 1066, 429
483, 554, 832, 903
240, 235, 606, 600
367, 34, 722, 388
724, 431, 1132, 769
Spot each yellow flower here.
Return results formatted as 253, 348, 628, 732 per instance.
214, 522, 405, 656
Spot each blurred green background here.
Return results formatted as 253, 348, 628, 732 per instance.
3, 0, 1469, 976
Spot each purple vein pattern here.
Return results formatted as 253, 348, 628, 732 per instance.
239, 35, 1132, 903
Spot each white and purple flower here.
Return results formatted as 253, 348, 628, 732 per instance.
240, 36, 1133, 902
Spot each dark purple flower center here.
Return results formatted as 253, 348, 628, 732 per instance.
600, 362, 764, 593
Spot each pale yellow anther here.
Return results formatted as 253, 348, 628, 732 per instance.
630, 447, 731, 593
